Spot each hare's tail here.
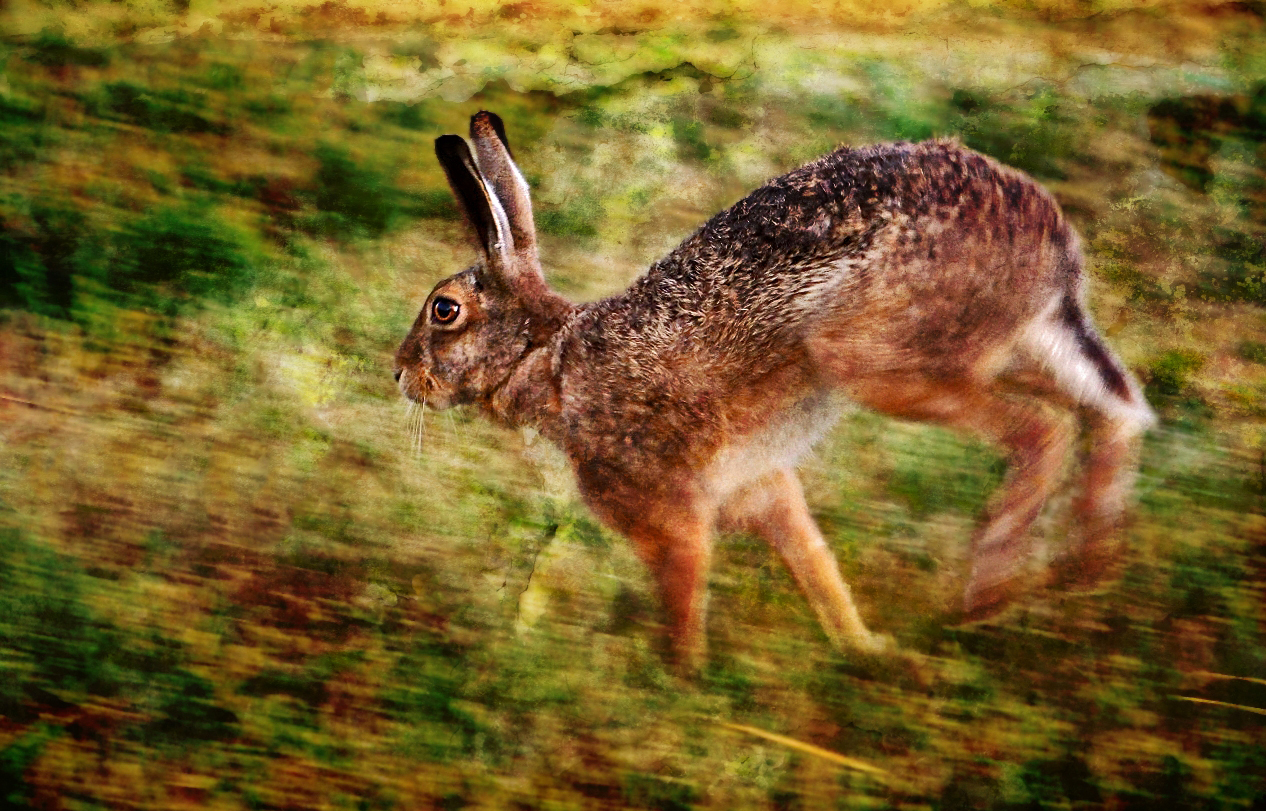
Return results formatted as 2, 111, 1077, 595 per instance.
1019, 251, 1156, 434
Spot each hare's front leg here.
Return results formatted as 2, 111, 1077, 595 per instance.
721, 468, 887, 653
592, 496, 715, 671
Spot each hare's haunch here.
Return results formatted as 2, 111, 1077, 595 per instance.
394, 111, 1155, 669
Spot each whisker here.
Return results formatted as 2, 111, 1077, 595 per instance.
402, 387, 417, 455
406, 404, 418, 458
420, 370, 462, 442
415, 394, 428, 458
396, 370, 428, 459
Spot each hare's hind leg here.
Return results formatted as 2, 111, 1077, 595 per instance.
721, 468, 888, 652
1048, 410, 1145, 591
1016, 295, 1156, 591
846, 377, 1075, 623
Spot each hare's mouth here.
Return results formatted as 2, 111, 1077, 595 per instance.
398, 368, 453, 410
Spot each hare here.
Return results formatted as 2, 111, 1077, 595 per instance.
394, 111, 1155, 668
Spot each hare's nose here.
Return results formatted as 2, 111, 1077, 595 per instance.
393, 368, 403, 383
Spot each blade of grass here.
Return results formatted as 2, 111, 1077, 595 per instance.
717, 722, 891, 778
1190, 671, 1266, 688
1172, 696, 1266, 717
0, 394, 81, 416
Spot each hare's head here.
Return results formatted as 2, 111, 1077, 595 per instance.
394, 112, 571, 410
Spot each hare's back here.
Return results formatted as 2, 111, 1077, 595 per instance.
645, 140, 1067, 319
644, 139, 1078, 376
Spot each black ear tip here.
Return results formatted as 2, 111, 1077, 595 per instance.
435, 133, 464, 153
435, 134, 475, 166
470, 111, 512, 156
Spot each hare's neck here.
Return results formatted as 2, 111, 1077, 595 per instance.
485, 342, 565, 438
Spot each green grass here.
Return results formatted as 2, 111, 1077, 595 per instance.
0, 6, 1264, 809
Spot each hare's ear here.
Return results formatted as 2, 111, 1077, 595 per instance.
469, 111, 542, 279
435, 134, 514, 278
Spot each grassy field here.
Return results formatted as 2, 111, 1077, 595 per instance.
1, 2, 1265, 808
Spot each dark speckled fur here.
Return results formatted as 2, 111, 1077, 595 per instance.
395, 113, 1155, 668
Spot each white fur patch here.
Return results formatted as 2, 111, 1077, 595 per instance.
1021, 296, 1157, 431
705, 391, 841, 499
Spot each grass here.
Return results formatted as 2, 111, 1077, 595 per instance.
0, 2, 1265, 808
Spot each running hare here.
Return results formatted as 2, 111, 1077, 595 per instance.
394, 111, 1155, 668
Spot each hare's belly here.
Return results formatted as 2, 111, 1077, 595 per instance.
704, 390, 841, 498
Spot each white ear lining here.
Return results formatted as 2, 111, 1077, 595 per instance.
470, 128, 538, 260
456, 144, 514, 267
482, 178, 513, 261
503, 156, 531, 197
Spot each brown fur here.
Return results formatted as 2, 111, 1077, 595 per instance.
394, 112, 1156, 669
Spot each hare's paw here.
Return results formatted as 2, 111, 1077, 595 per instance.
853, 630, 897, 655
955, 571, 1033, 627
1046, 538, 1126, 596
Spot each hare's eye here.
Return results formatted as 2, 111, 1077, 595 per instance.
431, 297, 461, 325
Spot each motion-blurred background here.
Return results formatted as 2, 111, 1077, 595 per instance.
0, 1, 1263, 808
